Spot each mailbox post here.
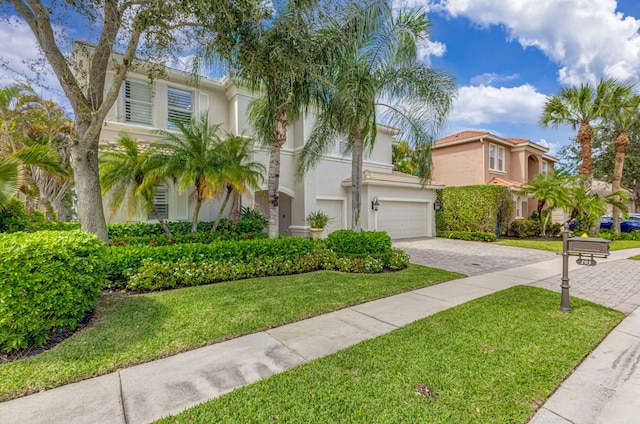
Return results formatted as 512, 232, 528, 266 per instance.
559, 222, 610, 312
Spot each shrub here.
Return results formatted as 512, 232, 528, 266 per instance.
436, 185, 513, 236
437, 230, 497, 242
510, 219, 542, 238
0, 230, 105, 353
0, 199, 29, 233
102, 237, 316, 288
388, 249, 411, 270
326, 230, 392, 255
599, 231, 640, 241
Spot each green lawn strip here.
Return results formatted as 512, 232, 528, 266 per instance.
157, 286, 623, 424
0, 264, 462, 401
495, 239, 640, 252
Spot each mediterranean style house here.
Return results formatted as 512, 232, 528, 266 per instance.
431, 130, 559, 220
82, 42, 442, 239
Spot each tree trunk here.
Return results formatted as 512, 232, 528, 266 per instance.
577, 121, 594, 176
611, 131, 630, 234
267, 112, 288, 238
351, 130, 364, 232
212, 184, 233, 232
70, 126, 109, 242
152, 206, 172, 236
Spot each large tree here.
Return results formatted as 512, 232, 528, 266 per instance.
541, 78, 618, 178
598, 82, 639, 233
297, 3, 455, 231
4, 0, 268, 242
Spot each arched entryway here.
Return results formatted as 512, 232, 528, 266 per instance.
254, 190, 293, 236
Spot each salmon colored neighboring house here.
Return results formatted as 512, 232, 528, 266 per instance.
431, 131, 559, 220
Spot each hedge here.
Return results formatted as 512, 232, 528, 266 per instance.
436, 185, 513, 236
0, 230, 105, 353
437, 230, 497, 242
102, 236, 317, 288
326, 230, 392, 255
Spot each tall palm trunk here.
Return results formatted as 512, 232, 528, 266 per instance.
267, 112, 288, 238
612, 130, 630, 234
192, 176, 204, 233
351, 129, 364, 232
212, 184, 233, 232
577, 121, 594, 185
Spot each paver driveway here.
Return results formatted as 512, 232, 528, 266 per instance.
393, 237, 556, 276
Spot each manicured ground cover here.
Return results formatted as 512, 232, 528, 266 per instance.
495, 239, 640, 252
158, 286, 623, 424
0, 265, 462, 401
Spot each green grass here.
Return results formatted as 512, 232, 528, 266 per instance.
495, 239, 640, 252
0, 265, 462, 401
158, 286, 623, 424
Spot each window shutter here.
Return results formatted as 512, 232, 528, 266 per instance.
168, 87, 193, 129
124, 80, 153, 125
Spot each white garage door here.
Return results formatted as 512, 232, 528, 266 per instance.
377, 201, 428, 239
316, 199, 344, 235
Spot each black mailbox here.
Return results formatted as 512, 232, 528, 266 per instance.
566, 237, 610, 257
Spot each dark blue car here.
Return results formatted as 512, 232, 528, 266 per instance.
598, 214, 640, 233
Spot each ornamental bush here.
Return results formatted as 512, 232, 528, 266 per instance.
436, 185, 513, 236
510, 219, 542, 238
0, 230, 105, 353
102, 236, 317, 288
437, 230, 497, 242
326, 230, 392, 255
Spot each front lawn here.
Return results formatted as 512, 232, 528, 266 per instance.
0, 264, 462, 401
495, 239, 640, 252
158, 286, 623, 424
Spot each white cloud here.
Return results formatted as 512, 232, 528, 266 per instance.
0, 16, 66, 106
451, 84, 547, 125
469, 72, 519, 86
418, 39, 447, 63
432, 0, 640, 85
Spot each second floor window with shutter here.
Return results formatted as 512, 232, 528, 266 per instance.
541, 161, 548, 174
168, 87, 193, 129
124, 80, 153, 125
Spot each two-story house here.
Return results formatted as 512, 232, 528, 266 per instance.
431, 130, 559, 220
84, 42, 442, 239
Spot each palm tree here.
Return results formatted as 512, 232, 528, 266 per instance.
99, 133, 172, 235
541, 78, 618, 178
521, 173, 570, 235
297, 4, 456, 231
599, 83, 640, 233
151, 113, 231, 233
239, 1, 330, 238
210, 135, 265, 232
0, 156, 21, 211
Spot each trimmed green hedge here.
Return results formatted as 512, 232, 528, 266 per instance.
102, 237, 317, 288
0, 230, 105, 353
437, 230, 497, 242
436, 185, 513, 236
510, 219, 542, 238
326, 230, 392, 255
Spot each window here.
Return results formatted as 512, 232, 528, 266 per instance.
339, 137, 350, 156
541, 161, 548, 174
124, 80, 153, 125
167, 87, 193, 129
516, 196, 522, 218
489, 143, 505, 171
148, 186, 169, 220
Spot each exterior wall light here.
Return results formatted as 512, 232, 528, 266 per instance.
434, 200, 442, 211
371, 196, 380, 211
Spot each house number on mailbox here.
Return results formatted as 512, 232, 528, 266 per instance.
576, 257, 596, 266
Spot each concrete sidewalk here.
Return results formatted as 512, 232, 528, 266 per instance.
1, 248, 639, 424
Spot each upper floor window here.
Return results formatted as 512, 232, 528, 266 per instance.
124, 80, 153, 125
489, 143, 505, 172
339, 137, 351, 157
167, 87, 193, 129
516, 196, 522, 218
541, 161, 548, 174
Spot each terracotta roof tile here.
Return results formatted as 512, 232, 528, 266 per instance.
342, 170, 444, 186
487, 177, 523, 188
434, 130, 490, 145
506, 137, 529, 144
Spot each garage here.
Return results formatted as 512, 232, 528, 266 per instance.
377, 200, 428, 239
316, 199, 344, 235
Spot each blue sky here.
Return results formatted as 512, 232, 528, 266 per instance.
2, 1, 640, 158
